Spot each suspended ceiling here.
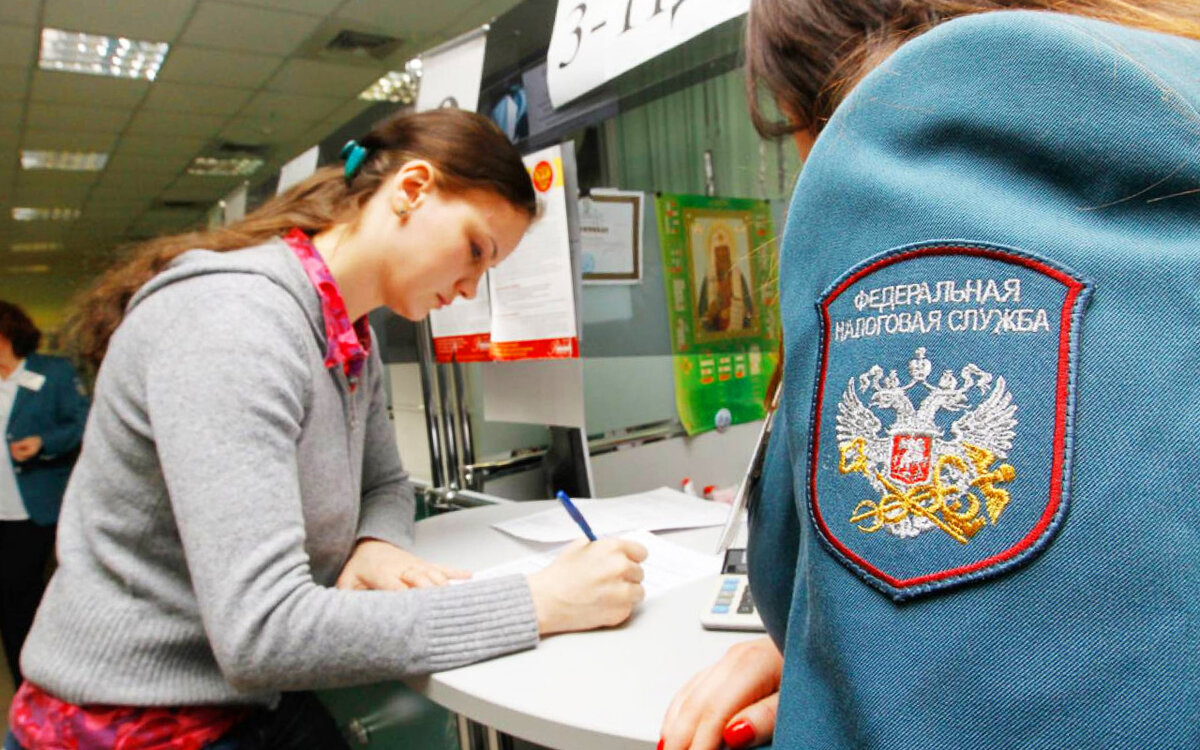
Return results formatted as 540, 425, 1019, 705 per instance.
0, 0, 523, 319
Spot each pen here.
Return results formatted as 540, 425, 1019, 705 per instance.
556, 490, 597, 542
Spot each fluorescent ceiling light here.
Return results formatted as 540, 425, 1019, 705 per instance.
4, 265, 52, 275
21, 150, 109, 171
359, 59, 421, 103
359, 71, 411, 103
39, 27, 169, 81
11, 242, 63, 253
12, 207, 81, 221
187, 157, 263, 177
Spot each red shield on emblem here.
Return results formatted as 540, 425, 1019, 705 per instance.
889, 434, 932, 485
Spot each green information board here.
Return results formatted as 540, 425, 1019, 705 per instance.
656, 193, 781, 435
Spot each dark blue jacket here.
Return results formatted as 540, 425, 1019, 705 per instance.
6, 353, 89, 526
750, 11, 1200, 749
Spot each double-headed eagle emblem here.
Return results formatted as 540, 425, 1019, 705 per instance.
835, 348, 1018, 544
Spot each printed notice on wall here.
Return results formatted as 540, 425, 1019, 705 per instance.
429, 143, 580, 363
429, 282, 493, 362
488, 144, 580, 360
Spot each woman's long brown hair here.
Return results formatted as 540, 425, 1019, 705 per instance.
746, 0, 1200, 139
66, 108, 536, 371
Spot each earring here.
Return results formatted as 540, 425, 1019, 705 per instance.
396, 202, 410, 219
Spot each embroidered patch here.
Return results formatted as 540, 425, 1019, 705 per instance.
809, 242, 1091, 601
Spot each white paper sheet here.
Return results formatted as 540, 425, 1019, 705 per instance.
492, 487, 729, 543
489, 145, 578, 347
471, 530, 721, 600
416, 29, 488, 114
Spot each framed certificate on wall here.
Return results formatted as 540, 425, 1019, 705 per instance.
580, 189, 643, 284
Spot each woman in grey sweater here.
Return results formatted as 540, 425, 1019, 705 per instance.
6, 109, 646, 750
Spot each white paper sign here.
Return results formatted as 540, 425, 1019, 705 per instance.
487, 144, 579, 360
222, 183, 247, 225
429, 279, 494, 362
547, 0, 749, 107
276, 146, 319, 195
430, 281, 491, 339
416, 29, 488, 113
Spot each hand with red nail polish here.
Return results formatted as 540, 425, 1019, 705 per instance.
657, 636, 782, 750
724, 719, 756, 748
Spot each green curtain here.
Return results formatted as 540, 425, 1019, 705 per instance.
604, 68, 804, 206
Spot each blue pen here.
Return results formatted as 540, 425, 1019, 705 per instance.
556, 490, 597, 541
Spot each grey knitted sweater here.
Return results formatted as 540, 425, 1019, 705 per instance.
21, 239, 539, 706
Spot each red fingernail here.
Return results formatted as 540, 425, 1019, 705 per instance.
723, 720, 755, 749
656, 739, 664, 750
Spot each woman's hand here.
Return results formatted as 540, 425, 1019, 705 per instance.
336, 538, 472, 590
659, 636, 783, 750
9, 436, 42, 462
527, 537, 648, 635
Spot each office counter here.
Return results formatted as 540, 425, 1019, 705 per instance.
401, 500, 759, 750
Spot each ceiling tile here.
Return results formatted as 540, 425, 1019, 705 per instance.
103, 152, 192, 177
116, 133, 209, 158
160, 174, 241, 202
296, 98, 375, 147
22, 130, 117, 152
125, 110, 229, 138
94, 177, 177, 203
8, 223, 71, 243
84, 200, 153, 217
43, 0, 197, 42
232, 0, 344, 15
181, 2, 323, 56
69, 219, 134, 236
0, 67, 30, 101
26, 103, 132, 134
141, 81, 254, 116
30, 69, 150, 109
0, 24, 36, 68
14, 182, 92, 204
157, 46, 283, 90
132, 208, 206, 234
219, 115, 317, 146
239, 91, 344, 125
0, 102, 22, 131
265, 59, 383, 98
448, 0, 517, 32
0, 0, 39, 26
336, 0, 478, 39
16, 170, 99, 192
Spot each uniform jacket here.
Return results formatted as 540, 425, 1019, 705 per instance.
749, 12, 1200, 749
5, 352, 89, 525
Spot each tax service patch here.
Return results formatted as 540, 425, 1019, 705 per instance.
808, 241, 1091, 601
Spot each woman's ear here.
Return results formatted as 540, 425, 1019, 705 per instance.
391, 159, 438, 217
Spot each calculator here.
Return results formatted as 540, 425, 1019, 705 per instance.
699, 547, 765, 631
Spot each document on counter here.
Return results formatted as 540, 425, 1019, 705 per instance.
492, 487, 729, 543
472, 530, 722, 600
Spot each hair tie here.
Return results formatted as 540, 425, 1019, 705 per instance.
340, 140, 370, 180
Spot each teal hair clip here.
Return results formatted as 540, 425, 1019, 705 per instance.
340, 140, 369, 180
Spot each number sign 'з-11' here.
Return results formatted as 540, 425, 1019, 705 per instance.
546, 0, 749, 108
